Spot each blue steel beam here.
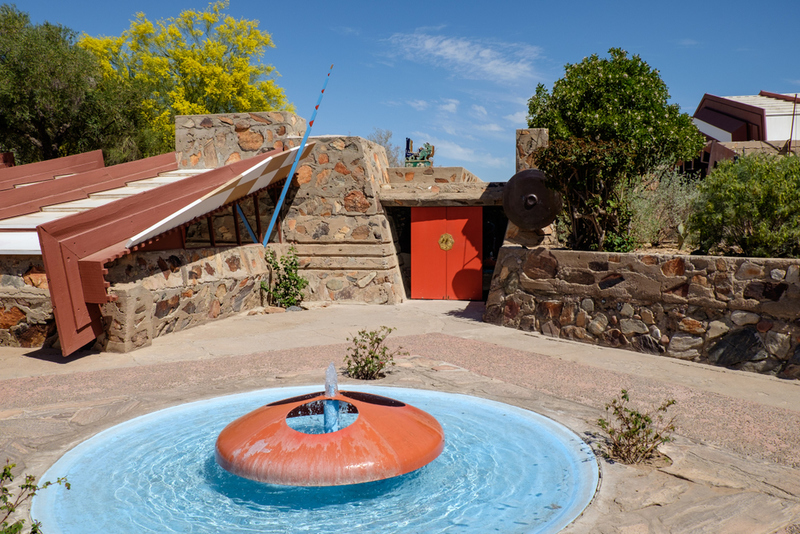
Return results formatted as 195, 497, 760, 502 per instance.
262, 65, 333, 246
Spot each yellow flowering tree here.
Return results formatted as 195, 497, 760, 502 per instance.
80, 1, 292, 154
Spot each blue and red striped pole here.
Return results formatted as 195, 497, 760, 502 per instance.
262, 64, 333, 246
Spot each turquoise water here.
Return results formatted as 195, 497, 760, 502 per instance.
32, 387, 598, 533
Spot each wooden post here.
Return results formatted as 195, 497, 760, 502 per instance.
233, 203, 242, 246
253, 195, 263, 243
207, 216, 216, 247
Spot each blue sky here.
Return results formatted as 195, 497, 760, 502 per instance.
22, 0, 800, 182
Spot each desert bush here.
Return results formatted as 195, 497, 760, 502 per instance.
261, 246, 308, 308
627, 169, 699, 249
597, 389, 676, 464
688, 154, 800, 257
344, 326, 407, 380
2, 460, 69, 534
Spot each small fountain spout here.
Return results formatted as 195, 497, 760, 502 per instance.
324, 363, 339, 433
325, 362, 339, 397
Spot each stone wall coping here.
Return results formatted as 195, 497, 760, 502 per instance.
378, 182, 504, 206
385, 166, 481, 184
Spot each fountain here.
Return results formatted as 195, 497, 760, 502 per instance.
215, 363, 445, 486
31, 371, 599, 533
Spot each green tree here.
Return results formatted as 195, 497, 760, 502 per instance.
527, 48, 704, 251
0, 4, 143, 164
688, 153, 800, 257
80, 1, 293, 154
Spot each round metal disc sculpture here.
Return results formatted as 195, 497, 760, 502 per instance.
216, 385, 445, 486
503, 169, 563, 230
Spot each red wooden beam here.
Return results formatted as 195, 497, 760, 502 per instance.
0, 153, 177, 221
0, 150, 104, 191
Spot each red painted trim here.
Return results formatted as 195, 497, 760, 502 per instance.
0, 153, 177, 221
37, 149, 286, 356
758, 90, 800, 104
0, 150, 104, 191
694, 94, 767, 141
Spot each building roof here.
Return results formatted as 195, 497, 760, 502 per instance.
724, 92, 800, 116
0, 154, 196, 254
693, 91, 799, 142
0, 145, 312, 355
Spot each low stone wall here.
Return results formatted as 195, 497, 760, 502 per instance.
175, 111, 305, 169
485, 247, 800, 379
0, 255, 54, 347
100, 245, 273, 352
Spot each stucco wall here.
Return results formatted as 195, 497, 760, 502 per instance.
485, 247, 800, 378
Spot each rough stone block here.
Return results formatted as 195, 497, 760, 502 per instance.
620, 318, 648, 335
709, 327, 768, 367
668, 333, 703, 353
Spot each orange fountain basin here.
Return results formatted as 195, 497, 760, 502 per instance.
215, 390, 445, 486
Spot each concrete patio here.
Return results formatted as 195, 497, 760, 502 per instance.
2, 300, 800, 533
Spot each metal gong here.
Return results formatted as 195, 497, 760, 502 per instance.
502, 169, 563, 230
438, 233, 454, 251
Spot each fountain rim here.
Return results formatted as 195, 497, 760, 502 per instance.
32, 385, 601, 533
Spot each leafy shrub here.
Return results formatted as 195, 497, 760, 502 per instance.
534, 137, 637, 251
597, 389, 676, 464
344, 326, 408, 380
527, 48, 704, 251
2, 460, 69, 534
627, 169, 699, 249
688, 154, 800, 257
261, 246, 308, 308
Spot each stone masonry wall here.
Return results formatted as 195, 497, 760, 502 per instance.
516, 128, 549, 172
0, 255, 54, 348
100, 245, 271, 352
280, 136, 405, 305
175, 111, 306, 169
385, 166, 480, 184
485, 247, 800, 379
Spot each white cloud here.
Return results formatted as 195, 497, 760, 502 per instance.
439, 99, 459, 113
679, 38, 700, 47
472, 105, 487, 116
388, 32, 541, 84
408, 100, 429, 111
504, 110, 527, 124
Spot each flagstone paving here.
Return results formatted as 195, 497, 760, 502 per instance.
2, 300, 799, 533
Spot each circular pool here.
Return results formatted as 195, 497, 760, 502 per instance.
32, 386, 598, 533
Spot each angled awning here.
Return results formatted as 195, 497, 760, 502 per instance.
36, 143, 314, 356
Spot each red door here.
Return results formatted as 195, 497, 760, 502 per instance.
410, 207, 482, 300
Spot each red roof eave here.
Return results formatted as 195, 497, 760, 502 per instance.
37, 146, 310, 356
